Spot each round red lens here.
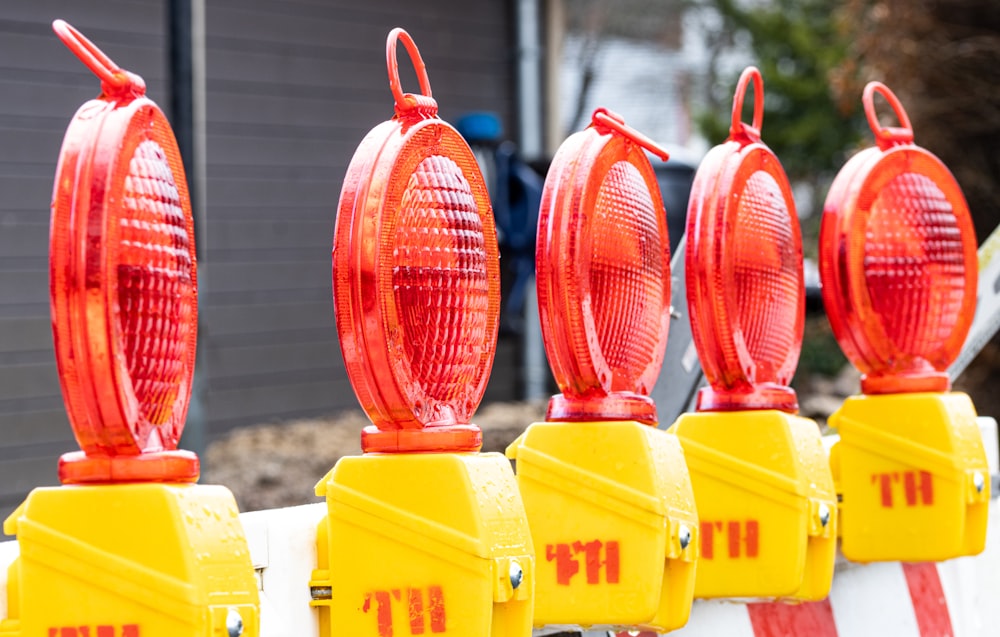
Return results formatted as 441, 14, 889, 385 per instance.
333, 29, 498, 453
820, 82, 977, 394
537, 109, 671, 424
392, 152, 494, 414
686, 67, 804, 412
117, 138, 195, 434
50, 21, 198, 483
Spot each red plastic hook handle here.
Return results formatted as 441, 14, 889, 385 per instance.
386, 27, 437, 116
52, 19, 144, 96
730, 66, 764, 141
592, 108, 670, 161
863, 81, 914, 149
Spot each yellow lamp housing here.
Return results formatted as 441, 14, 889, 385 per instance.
0, 484, 260, 637
505, 421, 698, 632
670, 410, 836, 600
311, 452, 534, 637
830, 391, 990, 562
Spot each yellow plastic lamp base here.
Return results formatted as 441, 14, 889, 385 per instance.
0, 483, 259, 636
505, 421, 697, 632
312, 452, 534, 637
830, 391, 990, 563
670, 410, 836, 601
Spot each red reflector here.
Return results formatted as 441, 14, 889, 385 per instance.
686, 67, 804, 413
333, 28, 498, 453
819, 82, 977, 394
537, 108, 672, 424
49, 20, 198, 483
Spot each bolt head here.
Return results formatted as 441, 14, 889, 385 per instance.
974, 471, 985, 493
226, 608, 244, 637
819, 502, 831, 527
509, 560, 524, 590
678, 524, 692, 550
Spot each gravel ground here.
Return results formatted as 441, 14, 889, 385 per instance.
204, 400, 547, 512
203, 366, 862, 513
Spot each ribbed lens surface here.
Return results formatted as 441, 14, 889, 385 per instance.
393, 154, 489, 404
118, 139, 194, 426
590, 160, 664, 390
734, 170, 800, 382
864, 171, 967, 361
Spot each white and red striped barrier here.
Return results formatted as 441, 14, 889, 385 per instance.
666, 526, 1000, 637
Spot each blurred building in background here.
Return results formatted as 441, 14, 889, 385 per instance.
0, 0, 539, 520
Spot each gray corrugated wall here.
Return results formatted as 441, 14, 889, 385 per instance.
0, 0, 518, 525
199, 0, 517, 434
0, 0, 171, 519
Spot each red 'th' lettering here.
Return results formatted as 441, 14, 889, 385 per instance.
546, 540, 620, 585
605, 540, 620, 584
872, 471, 934, 508
904, 471, 934, 506
427, 585, 446, 633
701, 521, 716, 559
365, 589, 396, 637
745, 520, 759, 557
408, 588, 424, 635
874, 472, 896, 507
365, 587, 446, 636
702, 520, 759, 559
546, 543, 579, 585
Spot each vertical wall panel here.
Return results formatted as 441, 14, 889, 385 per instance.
0, 0, 518, 525
0, 0, 169, 526
200, 0, 517, 436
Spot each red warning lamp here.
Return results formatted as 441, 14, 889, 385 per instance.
537, 108, 672, 424
49, 21, 199, 484
686, 67, 805, 413
333, 28, 499, 453
820, 82, 977, 395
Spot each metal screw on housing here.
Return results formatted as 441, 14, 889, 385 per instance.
819, 502, 831, 527
974, 471, 985, 494
226, 608, 244, 637
679, 524, 692, 550
310, 585, 333, 600
509, 560, 524, 590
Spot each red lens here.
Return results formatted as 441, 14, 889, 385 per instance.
118, 139, 195, 430
394, 155, 491, 404
537, 110, 671, 423
686, 68, 804, 412
333, 29, 498, 453
50, 22, 198, 483
820, 82, 976, 394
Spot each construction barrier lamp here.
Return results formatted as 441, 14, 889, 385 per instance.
0, 20, 259, 637
312, 28, 534, 637
669, 67, 837, 601
506, 108, 698, 632
821, 82, 989, 562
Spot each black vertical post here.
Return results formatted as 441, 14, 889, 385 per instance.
168, 0, 195, 204
168, 0, 207, 463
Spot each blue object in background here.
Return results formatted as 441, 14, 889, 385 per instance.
458, 112, 543, 336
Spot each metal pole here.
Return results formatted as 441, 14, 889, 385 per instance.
516, 0, 544, 161
169, 0, 209, 462
516, 0, 547, 400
